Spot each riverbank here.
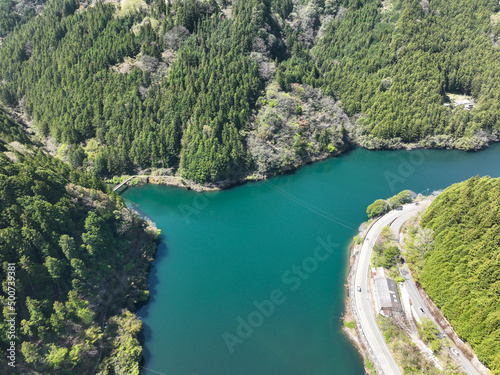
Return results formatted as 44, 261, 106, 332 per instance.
3, 101, 498, 194
342, 219, 378, 375
112, 174, 224, 192
110, 147, 349, 193
354, 128, 499, 152
110, 130, 500, 193
343, 193, 492, 375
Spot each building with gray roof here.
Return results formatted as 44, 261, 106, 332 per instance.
372, 268, 402, 317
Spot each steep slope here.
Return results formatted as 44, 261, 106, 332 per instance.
0, 0, 352, 183
418, 176, 500, 374
0, 109, 159, 373
0, 0, 274, 182
315, 0, 500, 149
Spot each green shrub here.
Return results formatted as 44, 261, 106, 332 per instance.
367, 199, 388, 218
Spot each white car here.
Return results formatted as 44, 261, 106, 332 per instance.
450, 348, 460, 356
357, 286, 361, 292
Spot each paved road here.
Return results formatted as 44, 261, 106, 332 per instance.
391, 221, 482, 375
353, 203, 425, 375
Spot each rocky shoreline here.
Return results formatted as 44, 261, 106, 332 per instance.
341, 221, 378, 375
112, 147, 349, 193
354, 128, 499, 152
113, 128, 500, 194
4, 102, 498, 195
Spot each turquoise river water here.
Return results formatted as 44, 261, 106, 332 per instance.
122, 145, 500, 375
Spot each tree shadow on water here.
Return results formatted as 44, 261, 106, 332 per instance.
137, 239, 169, 365
137, 239, 169, 319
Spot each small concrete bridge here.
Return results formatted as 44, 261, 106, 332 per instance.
113, 176, 135, 191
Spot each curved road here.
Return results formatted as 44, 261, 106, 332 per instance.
353, 203, 426, 375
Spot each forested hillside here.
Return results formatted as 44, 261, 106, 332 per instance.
0, 109, 159, 373
1, 0, 500, 184
0, 0, 46, 38
0, 0, 273, 182
315, 0, 500, 149
417, 177, 500, 374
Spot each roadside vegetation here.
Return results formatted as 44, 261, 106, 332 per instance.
366, 189, 413, 218
418, 317, 444, 355
369, 202, 464, 374
371, 226, 402, 280
343, 320, 355, 329
401, 220, 434, 280
377, 316, 465, 375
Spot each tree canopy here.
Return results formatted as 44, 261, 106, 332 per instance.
315, 0, 500, 149
420, 176, 500, 374
2, 0, 500, 183
0, 110, 159, 373
366, 189, 413, 218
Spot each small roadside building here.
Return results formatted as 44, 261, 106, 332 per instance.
454, 99, 471, 106
372, 267, 402, 317
454, 99, 475, 110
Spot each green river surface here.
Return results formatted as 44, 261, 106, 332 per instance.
122, 145, 500, 375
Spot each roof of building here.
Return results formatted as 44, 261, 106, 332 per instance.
375, 277, 402, 312
373, 267, 385, 279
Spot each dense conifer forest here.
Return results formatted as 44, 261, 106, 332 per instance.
315, 0, 500, 149
1, 0, 499, 183
0, 108, 159, 373
415, 176, 500, 374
